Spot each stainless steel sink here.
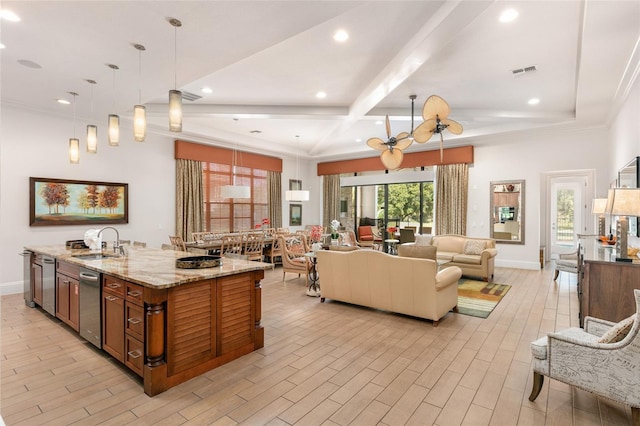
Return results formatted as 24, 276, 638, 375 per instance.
72, 253, 120, 260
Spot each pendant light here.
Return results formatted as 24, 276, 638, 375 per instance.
86, 79, 98, 153
285, 135, 310, 201
68, 92, 80, 164
107, 64, 120, 146
133, 43, 146, 142
168, 18, 182, 132
221, 118, 251, 199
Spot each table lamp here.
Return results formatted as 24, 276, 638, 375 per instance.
606, 188, 640, 261
591, 197, 608, 238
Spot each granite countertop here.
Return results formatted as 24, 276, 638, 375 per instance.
24, 245, 273, 289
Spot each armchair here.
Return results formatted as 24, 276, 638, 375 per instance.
278, 235, 311, 282
529, 289, 640, 422
553, 249, 578, 280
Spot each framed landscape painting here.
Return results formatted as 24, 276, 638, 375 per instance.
290, 204, 302, 226
30, 177, 128, 226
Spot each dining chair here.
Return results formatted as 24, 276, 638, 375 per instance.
265, 235, 284, 265
221, 234, 244, 257
161, 243, 175, 250
168, 235, 186, 251
399, 228, 416, 244
244, 233, 265, 262
133, 241, 147, 248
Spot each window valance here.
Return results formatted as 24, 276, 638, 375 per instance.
175, 140, 283, 173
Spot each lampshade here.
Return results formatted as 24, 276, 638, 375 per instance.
607, 188, 640, 216
86, 125, 98, 153
169, 89, 182, 132
133, 105, 146, 142
108, 114, 119, 146
221, 185, 250, 199
285, 190, 310, 201
69, 138, 80, 164
591, 198, 607, 214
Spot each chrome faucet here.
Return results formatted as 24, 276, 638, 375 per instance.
97, 226, 124, 256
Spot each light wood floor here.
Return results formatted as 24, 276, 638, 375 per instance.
1, 264, 634, 425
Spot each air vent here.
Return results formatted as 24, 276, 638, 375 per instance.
250, 130, 262, 134
182, 91, 201, 101
512, 65, 537, 76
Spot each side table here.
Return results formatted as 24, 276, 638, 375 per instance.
384, 239, 400, 255
304, 252, 320, 297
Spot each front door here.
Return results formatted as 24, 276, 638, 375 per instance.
549, 176, 586, 253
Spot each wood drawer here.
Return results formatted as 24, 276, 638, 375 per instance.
103, 275, 125, 297
57, 260, 80, 278
125, 335, 144, 377
125, 302, 144, 341
125, 282, 143, 306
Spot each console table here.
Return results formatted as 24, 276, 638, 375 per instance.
579, 238, 640, 327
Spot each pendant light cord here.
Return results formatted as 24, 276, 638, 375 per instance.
174, 25, 178, 90
138, 49, 142, 104
72, 93, 77, 138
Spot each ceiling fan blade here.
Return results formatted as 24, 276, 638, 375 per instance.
412, 119, 437, 143
396, 131, 410, 141
423, 95, 450, 120
366, 137, 387, 152
395, 138, 413, 150
381, 149, 403, 170
442, 118, 463, 135
385, 115, 391, 140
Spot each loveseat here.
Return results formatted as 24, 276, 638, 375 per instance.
315, 249, 462, 326
430, 234, 497, 281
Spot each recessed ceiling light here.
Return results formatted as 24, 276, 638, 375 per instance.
0, 9, 20, 22
528, 98, 540, 105
316, 91, 327, 99
57, 99, 71, 105
333, 30, 349, 42
375, 120, 383, 125
355, 138, 362, 142
499, 9, 518, 23
0, 43, 5, 49
201, 87, 213, 94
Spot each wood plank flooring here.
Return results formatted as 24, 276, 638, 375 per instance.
1, 265, 634, 425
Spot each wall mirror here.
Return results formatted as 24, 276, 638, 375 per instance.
618, 156, 640, 236
490, 180, 525, 244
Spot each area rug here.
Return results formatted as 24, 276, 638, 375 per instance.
457, 279, 511, 319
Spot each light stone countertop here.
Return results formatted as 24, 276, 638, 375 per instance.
24, 245, 273, 289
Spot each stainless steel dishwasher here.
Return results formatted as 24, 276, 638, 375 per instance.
19, 250, 35, 307
79, 268, 102, 349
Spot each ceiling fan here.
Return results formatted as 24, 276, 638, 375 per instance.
412, 95, 463, 162
366, 95, 417, 170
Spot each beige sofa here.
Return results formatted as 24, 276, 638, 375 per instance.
430, 234, 497, 281
315, 249, 462, 326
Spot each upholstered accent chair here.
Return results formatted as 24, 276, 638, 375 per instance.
553, 249, 579, 280
278, 235, 311, 282
529, 289, 640, 422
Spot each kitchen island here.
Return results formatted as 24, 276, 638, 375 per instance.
24, 244, 272, 396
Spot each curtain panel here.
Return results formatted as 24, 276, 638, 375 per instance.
267, 171, 282, 228
435, 163, 469, 235
323, 174, 340, 229
176, 159, 204, 240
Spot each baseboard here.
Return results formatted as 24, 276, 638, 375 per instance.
1, 281, 23, 296
495, 259, 540, 270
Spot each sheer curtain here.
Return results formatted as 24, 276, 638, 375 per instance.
323, 174, 340, 229
176, 159, 204, 240
435, 163, 469, 235
267, 170, 282, 228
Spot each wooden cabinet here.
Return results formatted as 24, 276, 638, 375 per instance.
56, 260, 80, 331
102, 274, 144, 376
31, 255, 43, 307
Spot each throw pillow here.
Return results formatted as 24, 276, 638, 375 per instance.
598, 314, 636, 343
464, 239, 486, 255
415, 234, 432, 246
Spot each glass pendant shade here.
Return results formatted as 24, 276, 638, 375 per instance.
108, 114, 120, 146
69, 138, 80, 164
133, 105, 146, 142
221, 185, 251, 199
86, 125, 98, 153
285, 190, 310, 201
169, 89, 182, 132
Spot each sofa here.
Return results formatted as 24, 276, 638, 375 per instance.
315, 249, 462, 326
429, 234, 497, 281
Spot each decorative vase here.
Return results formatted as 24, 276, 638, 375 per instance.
331, 238, 339, 246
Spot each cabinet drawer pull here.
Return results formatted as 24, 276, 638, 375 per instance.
127, 290, 142, 297
127, 317, 142, 324
127, 350, 142, 359
107, 283, 121, 289
105, 295, 119, 301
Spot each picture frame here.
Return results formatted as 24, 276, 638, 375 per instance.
30, 177, 128, 226
289, 203, 302, 226
289, 179, 302, 190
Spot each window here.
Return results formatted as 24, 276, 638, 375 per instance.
202, 163, 267, 232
